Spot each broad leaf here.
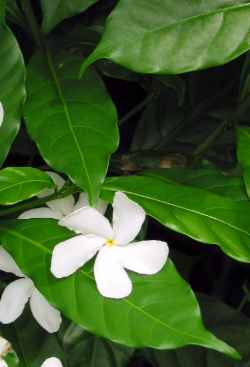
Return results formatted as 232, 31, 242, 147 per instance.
237, 127, 250, 197
1, 308, 65, 367
151, 294, 250, 366
0, 220, 238, 358
0, 25, 25, 166
0, 167, 54, 205
101, 175, 250, 262
81, 0, 250, 75
41, 0, 99, 33
143, 167, 248, 202
24, 50, 118, 206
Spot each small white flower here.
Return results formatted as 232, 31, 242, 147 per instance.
0, 248, 61, 333
19, 172, 107, 220
0, 336, 10, 367
51, 192, 169, 299
0, 102, 4, 128
41, 357, 63, 367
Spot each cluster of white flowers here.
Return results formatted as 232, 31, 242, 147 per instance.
0, 172, 169, 333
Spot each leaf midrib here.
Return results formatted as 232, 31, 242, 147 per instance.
103, 186, 250, 238
0, 224, 223, 347
0, 179, 51, 195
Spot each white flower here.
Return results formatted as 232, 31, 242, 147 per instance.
0, 247, 61, 333
41, 357, 63, 367
19, 172, 107, 220
0, 102, 4, 128
51, 192, 169, 299
0, 336, 10, 367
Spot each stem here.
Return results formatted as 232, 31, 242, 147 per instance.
119, 93, 154, 126
191, 120, 228, 164
20, 0, 43, 48
0, 185, 80, 218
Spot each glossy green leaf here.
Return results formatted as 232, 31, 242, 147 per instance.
0, 25, 26, 166
0, 167, 54, 205
101, 175, 250, 262
237, 127, 250, 197
41, 0, 99, 33
24, 50, 118, 205
143, 167, 248, 202
62, 323, 133, 367
151, 294, 250, 366
81, 0, 250, 75
1, 308, 65, 367
0, 220, 238, 358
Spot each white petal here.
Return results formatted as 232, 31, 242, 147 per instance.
38, 171, 64, 199
0, 279, 33, 323
51, 235, 105, 278
18, 207, 62, 220
0, 337, 11, 356
59, 207, 113, 238
46, 196, 75, 217
112, 192, 145, 245
0, 247, 24, 277
0, 359, 8, 367
119, 241, 169, 274
30, 288, 61, 333
41, 357, 63, 367
74, 193, 108, 215
94, 246, 132, 299
0, 103, 4, 128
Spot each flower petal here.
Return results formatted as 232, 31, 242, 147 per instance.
47, 196, 75, 217
0, 279, 33, 323
94, 246, 132, 299
119, 241, 169, 274
18, 207, 62, 220
38, 171, 64, 198
41, 357, 63, 367
112, 192, 145, 245
0, 102, 4, 127
59, 207, 113, 238
0, 337, 10, 356
0, 247, 24, 277
51, 235, 105, 278
0, 359, 8, 367
74, 193, 108, 215
30, 288, 62, 333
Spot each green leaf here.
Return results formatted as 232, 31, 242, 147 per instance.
1, 308, 65, 367
81, 0, 250, 75
0, 167, 54, 205
237, 127, 250, 197
62, 323, 133, 367
143, 167, 248, 202
24, 50, 118, 206
41, 0, 99, 33
101, 175, 250, 262
0, 219, 239, 359
151, 294, 250, 366
0, 25, 26, 166
5, 1, 27, 29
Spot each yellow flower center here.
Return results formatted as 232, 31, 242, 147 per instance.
105, 239, 117, 247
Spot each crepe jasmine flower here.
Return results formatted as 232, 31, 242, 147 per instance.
19, 171, 107, 220
0, 337, 11, 367
0, 102, 4, 128
0, 247, 61, 333
51, 192, 169, 299
41, 357, 63, 367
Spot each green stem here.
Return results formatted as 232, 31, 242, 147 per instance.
0, 185, 79, 218
119, 93, 154, 126
191, 120, 228, 164
20, 0, 43, 48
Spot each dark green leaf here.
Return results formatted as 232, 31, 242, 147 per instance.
0, 25, 26, 166
81, 0, 250, 75
143, 167, 248, 202
0, 167, 54, 205
24, 50, 118, 206
41, 0, 99, 33
102, 175, 250, 262
0, 220, 238, 358
237, 127, 250, 197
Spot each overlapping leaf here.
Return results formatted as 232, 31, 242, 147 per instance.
0, 167, 54, 205
237, 127, 250, 197
0, 25, 25, 166
102, 175, 250, 262
0, 220, 238, 358
81, 0, 250, 75
24, 51, 118, 205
